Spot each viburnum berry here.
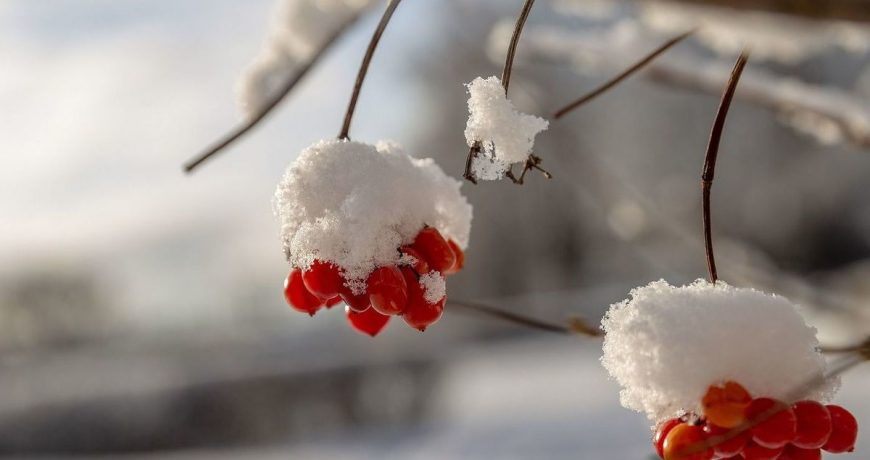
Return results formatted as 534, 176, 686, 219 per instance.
401, 267, 444, 331
411, 226, 456, 273
742, 441, 783, 460
366, 265, 408, 316
339, 284, 371, 312
443, 239, 465, 275
822, 405, 858, 453
345, 306, 390, 337
702, 381, 752, 429
779, 444, 821, 460
302, 260, 344, 300
662, 423, 713, 460
400, 246, 431, 275
655, 418, 683, 458
704, 422, 750, 458
284, 269, 325, 315
746, 397, 797, 448
791, 401, 832, 449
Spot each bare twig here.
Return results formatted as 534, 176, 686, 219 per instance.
448, 299, 602, 337
553, 29, 694, 119
183, 10, 367, 174
820, 336, 870, 356
339, 0, 403, 140
701, 51, 749, 284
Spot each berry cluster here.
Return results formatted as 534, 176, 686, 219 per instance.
283, 226, 465, 336
654, 381, 858, 460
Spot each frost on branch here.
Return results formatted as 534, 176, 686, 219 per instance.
238, 0, 375, 117
601, 279, 839, 423
464, 76, 549, 181
274, 139, 472, 294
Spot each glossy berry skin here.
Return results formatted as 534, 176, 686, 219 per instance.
339, 284, 371, 312
284, 269, 324, 315
791, 401, 832, 449
401, 267, 444, 331
442, 240, 465, 275
366, 265, 408, 316
702, 381, 752, 429
655, 418, 683, 458
779, 445, 821, 460
662, 423, 713, 460
704, 422, 750, 458
742, 441, 783, 460
411, 227, 456, 273
400, 246, 430, 275
746, 398, 797, 448
345, 306, 390, 337
326, 296, 342, 308
302, 260, 344, 300
822, 405, 858, 453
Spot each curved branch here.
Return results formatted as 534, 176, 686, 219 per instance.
339, 0, 404, 140
701, 50, 749, 284
449, 299, 602, 337
501, 0, 537, 94
183, 10, 366, 174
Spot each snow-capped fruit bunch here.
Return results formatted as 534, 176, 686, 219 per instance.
275, 139, 472, 336
601, 280, 850, 459
464, 76, 549, 181
653, 380, 859, 459
283, 226, 465, 335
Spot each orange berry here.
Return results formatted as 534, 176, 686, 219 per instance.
702, 381, 752, 429
663, 423, 714, 460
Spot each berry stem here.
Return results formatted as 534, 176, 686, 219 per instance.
552, 29, 694, 119
449, 299, 602, 337
339, 0, 404, 141
701, 50, 749, 284
183, 8, 368, 173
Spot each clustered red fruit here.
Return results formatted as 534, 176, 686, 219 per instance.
282, 226, 465, 336
654, 381, 858, 460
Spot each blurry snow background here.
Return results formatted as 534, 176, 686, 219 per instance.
0, 0, 869, 458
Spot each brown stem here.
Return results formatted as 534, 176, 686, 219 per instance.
701, 51, 749, 284
339, 0, 403, 140
448, 299, 602, 337
183, 10, 366, 174
501, 0, 536, 94
553, 29, 694, 119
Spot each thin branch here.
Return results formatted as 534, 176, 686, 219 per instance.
553, 29, 694, 119
183, 11, 366, 174
501, 0, 536, 94
339, 0, 403, 140
448, 299, 602, 337
820, 336, 870, 355
701, 51, 749, 284
462, 142, 481, 184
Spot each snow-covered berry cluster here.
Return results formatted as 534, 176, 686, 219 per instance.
275, 139, 472, 336
464, 76, 549, 181
654, 380, 859, 459
601, 280, 857, 459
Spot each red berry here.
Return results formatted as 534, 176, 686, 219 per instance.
346, 306, 390, 337
822, 405, 858, 453
411, 226, 456, 273
442, 239, 465, 275
791, 401, 832, 449
326, 296, 342, 308
283, 269, 324, 315
742, 441, 783, 460
704, 422, 750, 458
302, 260, 344, 300
779, 445, 821, 460
654, 418, 682, 458
401, 267, 444, 331
400, 246, 431, 274
339, 284, 371, 312
662, 423, 713, 460
366, 265, 408, 316
746, 398, 797, 448
702, 381, 752, 429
